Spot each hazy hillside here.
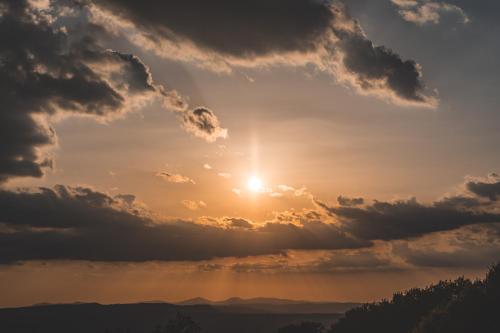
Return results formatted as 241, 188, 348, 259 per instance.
4, 266, 500, 333
0, 302, 342, 333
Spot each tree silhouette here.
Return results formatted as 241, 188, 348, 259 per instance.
325, 263, 500, 333
152, 313, 201, 333
413, 263, 500, 333
278, 322, 325, 333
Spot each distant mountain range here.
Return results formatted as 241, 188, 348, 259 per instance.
176, 297, 320, 305
21, 297, 360, 314
175, 297, 360, 314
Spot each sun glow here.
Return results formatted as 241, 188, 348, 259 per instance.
247, 176, 264, 193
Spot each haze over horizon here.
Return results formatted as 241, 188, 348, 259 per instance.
1, 0, 500, 309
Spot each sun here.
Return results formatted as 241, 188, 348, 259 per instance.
247, 176, 264, 193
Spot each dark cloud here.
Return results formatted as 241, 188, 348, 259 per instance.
270, 209, 324, 225
114, 194, 136, 207
90, 0, 436, 106
319, 196, 500, 241
94, 0, 334, 58
2, 175, 500, 266
337, 195, 364, 207
230, 262, 289, 274
197, 263, 225, 272
393, 224, 500, 268
225, 218, 254, 229
0, 185, 367, 264
0, 1, 120, 181
0, 0, 224, 182
108, 51, 156, 93
259, 220, 370, 251
466, 178, 500, 201
396, 242, 500, 269
217, 249, 395, 274
182, 107, 228, 142
433, 195, 483, 209
305, 249, 395, 273
334, 28, 431, 104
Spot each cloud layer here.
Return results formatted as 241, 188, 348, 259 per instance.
319, 197, 500, 241
1, 176, 499, 266
90, 0, 437, 107
0, 0, 225, 183
0, 185, 366, 264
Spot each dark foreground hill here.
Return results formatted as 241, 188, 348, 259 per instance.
326, 263, 500, 333
0, 302, 342, 333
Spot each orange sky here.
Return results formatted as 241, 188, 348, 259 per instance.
1, 0, 500, 308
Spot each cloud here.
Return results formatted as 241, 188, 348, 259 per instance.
197, 263, 225, 272
392, 224, 500, 268
276, 185, 310, 197
182, 107, 228, 143
392, 0, 469, 25
1, 174, 500, 266
230, 261, 290, 274
217, 223, 500, 274
465, 175, 500, 201
0, 185, 368, 264
337, 195, 364, 207
217, 172, 232, 179
223, 225, 500, 274
209, 247, 397, 274
307, 249, 397, 273
93, 0, 334, 58
330, 14, 436, 106
89, 0, 437, 107
181, 200, 206, 211
269, 209, 324, 226
157, 171, 195, 184
319, 177, 500, 244
197, 216, 256, 230
224, 218, 254, 229
0, 0, 225, 183
319, 197, 500, 242
203, 164, 212, 170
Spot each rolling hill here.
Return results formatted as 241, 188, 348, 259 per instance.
0, 300, 346, 333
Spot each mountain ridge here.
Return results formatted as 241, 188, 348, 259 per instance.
0, 302, 342, 333
175, 297, 358, 307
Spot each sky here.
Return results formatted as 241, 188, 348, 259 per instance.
1, 0, 500, 307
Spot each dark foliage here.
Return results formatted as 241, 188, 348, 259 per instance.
151, 313, 201, 333
278, 321, 326, 333
414, 264, 500, 333
0, 302, 339, 333
325, 263, 500, 333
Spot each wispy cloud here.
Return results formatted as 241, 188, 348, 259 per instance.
181, 200, 207, 211
157, 171, 195, 184
392, 0, 469, 25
